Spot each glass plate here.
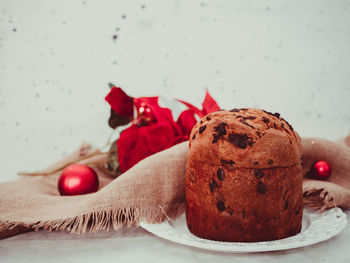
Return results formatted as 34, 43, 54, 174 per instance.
140, 207, 347, 253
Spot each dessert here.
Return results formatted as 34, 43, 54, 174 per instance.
185, 108, 303, 242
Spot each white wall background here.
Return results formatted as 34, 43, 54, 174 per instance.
0, 0, 350, 182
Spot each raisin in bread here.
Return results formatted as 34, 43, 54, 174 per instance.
185, 108, 303, 242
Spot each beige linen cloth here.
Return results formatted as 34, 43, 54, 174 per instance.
1, 136, 350, 239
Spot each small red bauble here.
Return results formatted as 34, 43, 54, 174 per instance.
58, 164, 99, 196
309, 160, 332, 180
137, 102, 156, 126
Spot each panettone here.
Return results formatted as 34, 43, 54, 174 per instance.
185, 108, 303, 242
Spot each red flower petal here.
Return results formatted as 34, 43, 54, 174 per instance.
105, 87, 134, 118
177, 99, 204, 118
171, 136, 188, 145
117, 123, 179, 172
178, 91, 220, 118
202, 90, 220, 115
177, 109, 198, 139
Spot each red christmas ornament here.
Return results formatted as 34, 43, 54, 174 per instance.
137, 102, 156, 126
309, 160, 332, 180
58, 164, 99, 196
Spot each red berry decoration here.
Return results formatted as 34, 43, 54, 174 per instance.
137, 102, 156, 126
58, 164, 99, 196
309, 160, 332, 180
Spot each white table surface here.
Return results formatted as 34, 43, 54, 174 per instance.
0, 0, 350, 262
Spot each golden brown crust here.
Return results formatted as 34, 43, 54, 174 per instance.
189, 109, 302, 168
186, 108, 303, 242
186, 159, 303, 242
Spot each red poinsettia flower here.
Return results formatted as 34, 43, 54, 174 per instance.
105, 87, 220, 172
117, 96, 186, 172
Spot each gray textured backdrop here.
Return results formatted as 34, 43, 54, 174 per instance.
0, 0, 349, 179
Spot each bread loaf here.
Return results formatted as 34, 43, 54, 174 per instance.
185, 108, 303, 242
